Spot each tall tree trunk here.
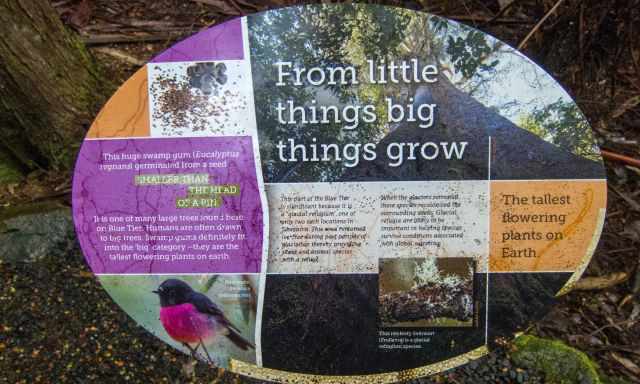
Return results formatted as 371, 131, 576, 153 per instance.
341, 74, 604, 182
0, 0, 110, 177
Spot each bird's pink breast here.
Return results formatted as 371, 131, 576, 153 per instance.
159, 303, 215, 344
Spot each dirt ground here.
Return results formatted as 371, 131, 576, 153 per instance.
1, 0, 639, 383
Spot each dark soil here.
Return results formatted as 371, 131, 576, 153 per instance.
1, 252, 546, 383
1, 0, 639, 383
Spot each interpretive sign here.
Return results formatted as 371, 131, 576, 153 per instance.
72, 4, 606, 383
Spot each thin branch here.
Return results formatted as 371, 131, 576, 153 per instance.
81, 32, 185, 45
449, 15, 532, 25
588, 318, 637, 337
517, 0, 568, 50
601, 149, 640, 168
92, 47, 145, 66
609, 184, 640, 212
192, 0, 242, 15
480, 0, 519, 26
611, 95, 640, 119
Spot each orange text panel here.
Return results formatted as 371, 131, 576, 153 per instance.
490, 180, 606, 272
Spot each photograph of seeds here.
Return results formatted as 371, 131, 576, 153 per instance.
379, 257, 475, 327
148, 61, 253, 137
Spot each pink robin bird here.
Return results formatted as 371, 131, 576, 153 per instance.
153, 279, 254, 364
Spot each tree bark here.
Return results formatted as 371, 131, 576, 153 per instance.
0, 0, 110, 175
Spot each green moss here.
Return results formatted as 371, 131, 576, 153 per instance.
0, 201, 66, 222
512, 335, 601, 384
0, 150, 24, 183
0, 164, 22, 183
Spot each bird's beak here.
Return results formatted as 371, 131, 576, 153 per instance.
152, 290, 159, 294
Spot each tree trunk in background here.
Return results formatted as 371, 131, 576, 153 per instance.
0, 0, 110, 179
341, 72, 605, 182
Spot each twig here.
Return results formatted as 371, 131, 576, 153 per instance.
51, 0, 73, 7
234, 0, 262, 11
84, 22, 192, 33
611, 95, 640, 119
517, 0, 568, 50
607, 210, 624, 218
480, 0, 519, 26
570, 272, 629, 291
227, 0, 246, 15
601, 149, 640, 169
609, 184, 640, 212
607, 247, 637, 255
81, 32, 185, 45
588, 318, 638, 337
609, 137, 638, 146
192, 0, 242, 15
593, 345, 640, 357
449, 15, 532, 24
29, 188, 72, 202
92, 47, 145, 66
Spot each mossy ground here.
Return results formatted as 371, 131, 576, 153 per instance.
512, 335, 631, 384
0, 151, 24, 183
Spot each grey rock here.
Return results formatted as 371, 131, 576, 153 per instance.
0, 205, 75, 263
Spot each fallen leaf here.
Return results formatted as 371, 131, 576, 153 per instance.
618, 294, 634, 309
570, 272, 629, 291
611, 352, 640, 375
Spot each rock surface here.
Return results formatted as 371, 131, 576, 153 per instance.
0, 204, 75, 263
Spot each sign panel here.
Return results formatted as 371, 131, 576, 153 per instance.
72, 4, 606, 382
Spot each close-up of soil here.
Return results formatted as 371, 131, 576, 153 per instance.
150, 63, 247, 135
1, 0, 639, 383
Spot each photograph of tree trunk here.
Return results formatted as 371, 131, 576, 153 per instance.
1, 1, 639, 384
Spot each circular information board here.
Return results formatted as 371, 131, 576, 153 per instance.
72, 4, 607, 382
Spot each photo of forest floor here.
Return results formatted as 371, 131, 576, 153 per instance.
379, 258, 475, 327
1, 0, 639, 383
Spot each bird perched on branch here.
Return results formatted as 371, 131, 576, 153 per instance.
153, 279, 254, 364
